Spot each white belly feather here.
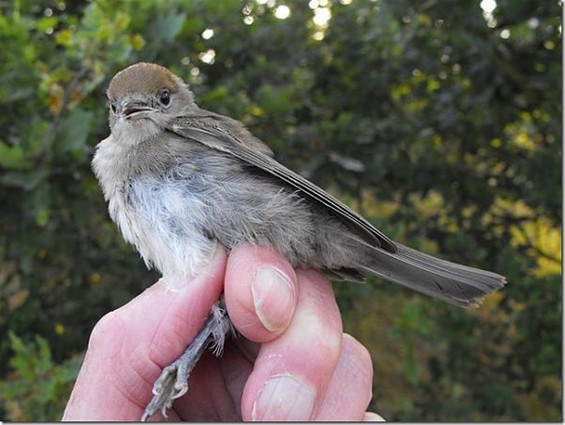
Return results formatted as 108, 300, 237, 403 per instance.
93, 135, 215, 290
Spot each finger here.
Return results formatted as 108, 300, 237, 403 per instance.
364, 411, 387, 421
117, 244, 227, 370
63, 245, 227, 421
240, 270, 343, 421
224, 244, 298, 342
315, 334, 374, 420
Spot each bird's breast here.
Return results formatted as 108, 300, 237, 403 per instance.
117, 171, 216, 286
93, 135, 216, 287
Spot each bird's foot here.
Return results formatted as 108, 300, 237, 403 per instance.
141, 300, 231, 421
141, 357, 190, 421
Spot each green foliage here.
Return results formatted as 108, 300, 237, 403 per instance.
0, 0, 561, 421
0, 332, 81, 421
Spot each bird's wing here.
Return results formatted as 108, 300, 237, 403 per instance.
167, 113, 397, 252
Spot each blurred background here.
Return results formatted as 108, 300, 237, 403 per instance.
0, 0, 561, 421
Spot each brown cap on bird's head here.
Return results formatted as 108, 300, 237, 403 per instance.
105, 62, 198, 128
107, 62, 186, 101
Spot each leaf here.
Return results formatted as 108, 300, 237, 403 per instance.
53, 108, 93, 156
36, 17, 58, 33
0, 85, 34, 103
158, 12, 186, 42
0, 142, 29, 170
1, 167, 49, 190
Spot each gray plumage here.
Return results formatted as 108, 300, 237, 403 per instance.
93, 62, 505, 308
93, 63, 506, 420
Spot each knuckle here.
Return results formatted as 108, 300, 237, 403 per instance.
88, 310, 121, 351
342, 333, 374, 389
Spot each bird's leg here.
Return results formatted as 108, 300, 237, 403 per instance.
142, 298, 232, 421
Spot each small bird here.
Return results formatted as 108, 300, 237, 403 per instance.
93, 62, 506, 420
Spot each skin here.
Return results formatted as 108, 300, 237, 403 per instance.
62, 244, 384, 421
79, 62, 501, 422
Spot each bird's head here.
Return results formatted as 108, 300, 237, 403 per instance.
106, 62, 197, 141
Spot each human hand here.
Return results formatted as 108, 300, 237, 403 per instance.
62, 244, 383, 421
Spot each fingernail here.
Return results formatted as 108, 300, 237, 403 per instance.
252, 267, 295, 332
252, 375, 315, 421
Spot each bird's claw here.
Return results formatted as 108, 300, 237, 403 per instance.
141, 300, 232, 421
141, 360, 189, 421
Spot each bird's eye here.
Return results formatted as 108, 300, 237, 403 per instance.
159, 89, 171, 106
110, 102, 117, 113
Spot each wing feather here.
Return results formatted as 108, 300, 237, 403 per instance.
168, 114, 397, 252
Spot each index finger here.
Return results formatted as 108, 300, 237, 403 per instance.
224, 244, 299, 342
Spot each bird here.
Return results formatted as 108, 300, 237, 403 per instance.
92, 62, 506, 420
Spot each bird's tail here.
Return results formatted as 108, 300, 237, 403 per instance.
350, 239, 506, 307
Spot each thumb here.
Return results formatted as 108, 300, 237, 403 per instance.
130, 244, 228, 367
63, 245, 227, 421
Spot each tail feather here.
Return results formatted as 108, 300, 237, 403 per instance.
349, 239, 506, 307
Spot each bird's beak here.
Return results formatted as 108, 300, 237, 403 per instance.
121, 102, 155, 120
